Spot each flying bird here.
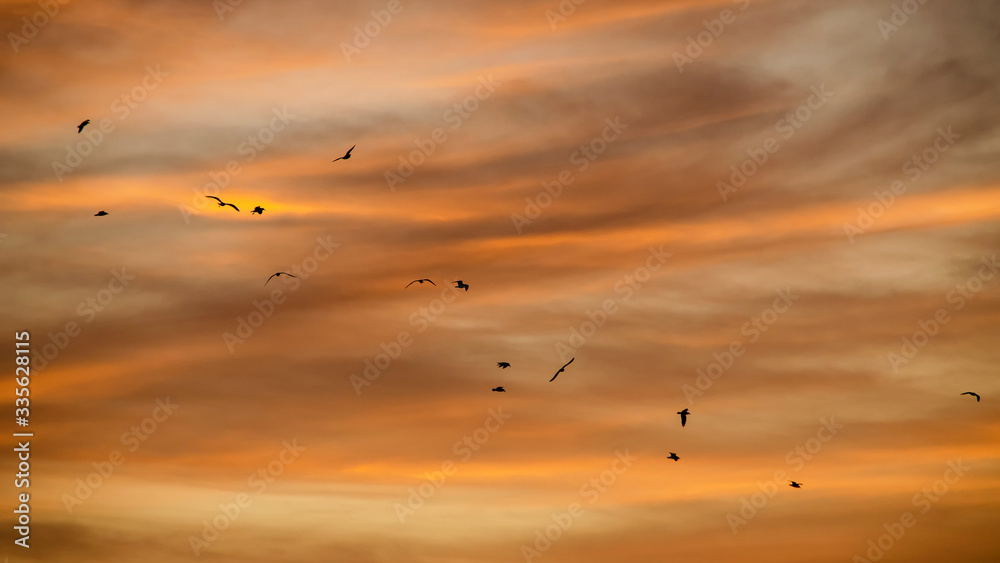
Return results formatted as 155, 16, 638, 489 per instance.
961, 392, 981, 402
677, 408, 690, 427
667, 452, 680, 461
549, 358, 575, 382
331, 145, 356, 162
454, 280, 469, 291
497, 362, 511, 369
405, 279, 436, 288
265, 272, 297, 286
77, 119, 90, 133
492, 386, 505, 393
789, 481, 803, 489
206, 196, 239, 212
251, 206, 265, 215
94, 210, 108, 216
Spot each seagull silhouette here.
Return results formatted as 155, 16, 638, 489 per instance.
94, 210, 108, 216
206, 196, 239, 212
961, 392, 981, 402
549, 358, 575, 382
789, 481, 803, 489
405, 279, 436, 288
497, 362, 511, 369
251, 206, 265, 215
667, 452, 680, 461
677, 408, 690, 427
331, 145, 356, 162
265, 272, 297, 286
77, 119, 90, 133
454, 280, 469, 291
492, 386, 506, 393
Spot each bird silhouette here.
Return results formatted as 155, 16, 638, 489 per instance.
265, 272, 297, 286
405, 279, 436, 288
206, 196, 239, 212
492, 386, 506, 392
789, 481, 803, 489
677, 408, 690, 427
94, 210, 108, 216
549, 358, 575, 382
454, 280, 469, 291
961, 392, 981, 402
77, 119, 90, 133
331, 145, 355, 162
251, 206, 265, 215
497, 362, 511, 369
667, 452, 680, 461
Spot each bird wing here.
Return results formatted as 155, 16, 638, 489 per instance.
346, 145, 356, 156
561, 358, 575, 370
331, 157, 343, 162
206, 196, 223, 203
281, 272, 297, 278
405, 280, 417, 288
265, 274, 278, 286
425, 279, 436, 286
226, 203, 240, 211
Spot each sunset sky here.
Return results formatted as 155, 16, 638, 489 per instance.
2, 0, 1000, 561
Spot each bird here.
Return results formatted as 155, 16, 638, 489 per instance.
497, 362, 511, 369
454, 280, 469, 291
405, 279, 436, 288
265, 272, 297, 286
206, 196, 239, 212
549, 358, 575, 382
961, 392, 981, 402
667, 452, 680, 461
251, 206, 265, 215
677, 408, 690, 427
789, 481, 803, 489
331, 145, 356, 162
94, 211, 108, 216
492, 386, 506, 393
77, 119, 90, 133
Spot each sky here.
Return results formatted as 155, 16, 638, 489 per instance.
1, 0, 999, 561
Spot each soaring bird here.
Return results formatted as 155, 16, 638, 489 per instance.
94, 210, 108, 216
789, 481, 803, 489
251, 206, 265, 215
265, 272, 297, 286
677, 408, 690, 427
454, 280, 469, 291
206, 196, 239, 212
549, 358, 575, 382
667, 452, 680, 461
405, 279, 436, 288
492, 386, 506, 393
331, 145, 356, 162
961, 392, 981, 402
497, 362, 511, 369
77, 119, 90, 133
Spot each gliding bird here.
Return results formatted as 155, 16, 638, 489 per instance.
206, 196, 239, 212
549, 358, 575, 382
265, 272, 297, 286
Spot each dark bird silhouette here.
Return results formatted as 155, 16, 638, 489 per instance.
961, 392, 981, 402
77, 119, 90, 133
265, 272, 297, 286
331, 145, 356, 162
549, 358, 575, 382
497, 362, 511, 369
206, 196, 239, 212
492, 386, 505, 392
405, 279, 436, 288
789, 481, 803, 489
454, 280, 469, 291
94, 210, 108, 216
677, 408, 690, 427
251, 206, 265, 215
667, 452, 680, 461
